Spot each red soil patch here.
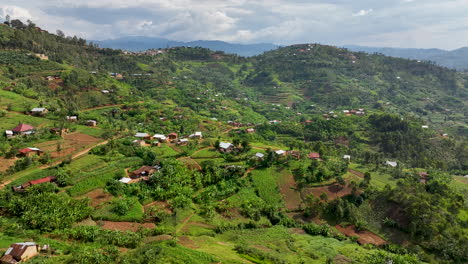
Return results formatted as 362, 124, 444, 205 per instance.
278, 171, 303, 210
144, 235, 173, 243
289, 228, 306, 235
178, 236, 198, 249
100, 221, 156, 232
82, 188, 113, 207
0, 158, 16, 173
335, 225, 386, 246
305, 183, 353, 200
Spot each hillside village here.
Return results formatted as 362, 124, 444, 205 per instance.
0, 19, 466, 264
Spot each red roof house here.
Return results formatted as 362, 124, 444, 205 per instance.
18, 148, 43, 157
308, 152, 320, 160
12, 123, 34, 135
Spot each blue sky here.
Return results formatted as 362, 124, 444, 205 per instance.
1, 0, 468, 49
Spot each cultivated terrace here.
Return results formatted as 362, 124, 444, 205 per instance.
0, 20, 466, 264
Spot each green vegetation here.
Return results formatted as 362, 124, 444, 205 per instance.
0, 20, 466, 263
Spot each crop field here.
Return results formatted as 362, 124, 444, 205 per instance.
67, 157, 143, 196
251, 167, 284, 206
0, 112, 54, 131
0, 89, 37, 112
35, 132, 101, 160
191, 147, 222, 158
92, 200, 144, 222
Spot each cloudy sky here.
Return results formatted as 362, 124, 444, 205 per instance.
1, 0, 468, 49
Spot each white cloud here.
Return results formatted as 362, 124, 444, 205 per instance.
0, 5, 33, 21
1, 0, 468, 49
352, 9, 373, 17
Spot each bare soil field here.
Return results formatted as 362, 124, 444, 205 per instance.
0, 157, 17, 173
81, 188, 113, 207
278, 171, 303, 210
305, 183, 353, 200
36, 132, 100, 160
100, 221, 156, 232
335, 225, 386, 246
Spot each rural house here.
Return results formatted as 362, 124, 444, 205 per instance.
153, 134, 167, 142
14, 176, 56, 192
275, 150, 286, 156
86, 120, 97, 127
135, 133, 151, 140
0, 242, 39, 263
5, 130, 13, 138
308, 152, 321, 160
130, 166, 157, 179
12, 123, 35, 135
254, 153, 265, 160
287, 150, 301, 159
189, 132, 203, 139
219, 142, 234, 153
176, 138, 189, 146
30, 108, 48, 116
386, 161, 398, 167
66, 116, 78, 122
17, 148, 44, 157
167, 133, 178, 141
132, 140, 146, 147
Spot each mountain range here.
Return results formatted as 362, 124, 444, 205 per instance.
95, 36, 468, 70
344, 45, 468, 70
94, 36, 279, 57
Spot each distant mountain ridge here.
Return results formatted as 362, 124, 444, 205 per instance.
94, 36, 279, 57
344, 45, 468, 70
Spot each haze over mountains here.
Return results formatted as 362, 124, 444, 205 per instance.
96, 37, 468, 70
344, 45, 468, 70
94, 36, 279, 57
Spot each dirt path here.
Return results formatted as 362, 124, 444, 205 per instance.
190, 146, 211, 157
176, 212, 195, 234
241, 167, 256, 179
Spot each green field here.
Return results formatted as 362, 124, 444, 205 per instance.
92, 200, 144, 222
251, 167, 284, 206
0, 112, 54, 131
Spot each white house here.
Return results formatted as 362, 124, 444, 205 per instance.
275, 150, 286, 156
386, 161, 398, 167
343, 155, 351, 160
135, 132, 150, 138
153, 134, 167, 142
219, 142, 234, 152
119, 177, 132, 184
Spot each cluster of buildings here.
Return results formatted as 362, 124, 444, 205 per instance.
133, 131, 203, 147
118, 165, 161, 184
12, 176, 56, 192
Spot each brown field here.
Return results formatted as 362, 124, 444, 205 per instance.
335, 225, 386, 246
277, 170, 303, 210
81, 188, 113, 207
305, 183, 354, 200
100, 221, 156, 232
0, 157, 17, 173
178, 236, 198, 249
177, 157, 202, 170
36, 132, 100, 160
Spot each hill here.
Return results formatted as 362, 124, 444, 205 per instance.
94, 36, 279, 57
345, 45, 468, 70
0, 21, 467, 264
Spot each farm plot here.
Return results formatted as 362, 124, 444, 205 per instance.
277, 169, 302, 210
304, 183, 354, 201
67, 157, 143, 196
36, 132, 100, 160
251, 167, 284, 206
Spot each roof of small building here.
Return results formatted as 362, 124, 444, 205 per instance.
275, 150, 286, 155
135, 132, 149, 138
29, 176, 55, 185
343, 155, 351, 159
386, 161, 398, 167
219, 142, 233, 149
308, 152, 320, 158
5, 130, 13, 135
31, 108, 46, 112
195, 131, 202, 136
119, 177, 132, 183
255, 153, 265, 158
131, 166, 156, 176
19, 147, 42, 154
12, 123, 34, 133
4, 242, 37, 260
179, 138, 189, 142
